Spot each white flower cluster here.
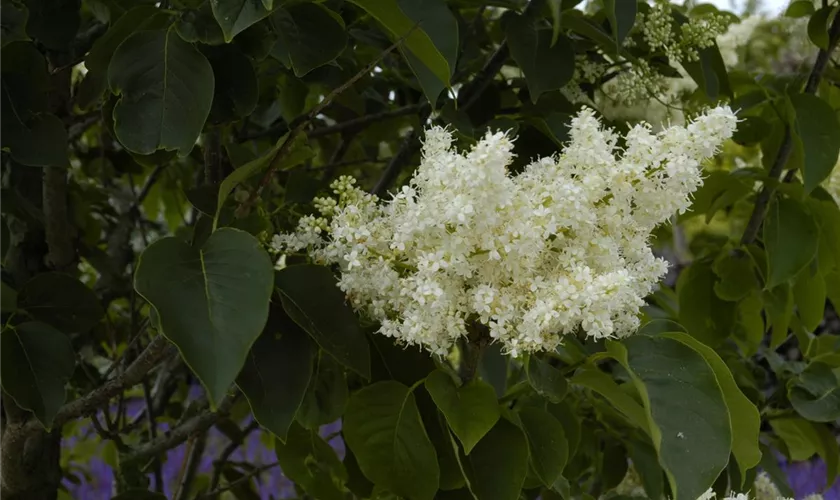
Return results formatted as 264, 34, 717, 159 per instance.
273, 106, 737, 356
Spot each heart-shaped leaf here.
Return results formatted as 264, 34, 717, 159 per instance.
424, 369, 499, 454
134, 228, 273, 407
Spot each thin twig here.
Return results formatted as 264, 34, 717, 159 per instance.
175, 432, 207, 500
740, 15, 840, 245
198, 462, 280, 499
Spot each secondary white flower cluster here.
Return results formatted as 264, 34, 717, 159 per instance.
273, 106, 737, 356
643, 0, 731, 64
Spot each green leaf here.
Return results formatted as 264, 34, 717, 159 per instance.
763, 283, 794, 348
459, 418, 529, 500
271, 3, 347, 77
274, 423, 348, 500
0, 42, 68, 167
295, 351, 348, 430
525, 355, 568, 403
275, 265, 370, 378
108, 28, 214, 156
790, 94, 840, 193
215, 133, 314, 228
792, 267, 826, 332
571, 367, 648, 432
1, 0, 30, 47
424, 369, 500, 455
344, 381, 439, 500
603, 0, 636, 48
786, 0, 815, 17
682, 43, 732, 101
350, 0, 458, 102
237, 309, 315, 442
764, 197, 819, 288
678, 261, 736, 346
134, 228, 273, 407
769, 416, 819, 460
608, 336, 731, 500
808, 5, 837, 49
547, 400, 580, 459
370, 333, 436, 387
712, 251, 759, 302
518, 406, 568, 487
788, 361, 840, 422
0, 321, 75, 429
210, 0, 272, 42
660, 332, 761, 482
18, 272, 104, 333
504, 12, 574, 103
205, 44, 258, 123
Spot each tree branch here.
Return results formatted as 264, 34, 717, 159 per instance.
25, 336, 175, 433
209, 420, 260, 492
740, 15, 840, 245
122, 392, 238, 464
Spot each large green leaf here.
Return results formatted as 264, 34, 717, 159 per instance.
271, 3, 347, 77
1, 0, 30, 47
807, 5, 837, 49
210, 0, 272, 42
274, 423, 348, 500
0, 321, 75, 429
134, 228, 273, 407
517, 406, 568, 487
18, 272, 104, 333
275, 264, 370, 378
764, 197, 819, 288
608, 336, 731, 500
678, 260, 736, 346
295, 351, 348, 429
504, 12, 574, 103
237, 309, 315, 442
526, 354, 568, 403
458, 418, 529, 500
344, 381, 439, 500
350, 0, 457, 102
0, 42, 68, 167
661, 332, 761, 483
108, 28, 214, 156
424, 369, 499, 455
790, 94, 840, 193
